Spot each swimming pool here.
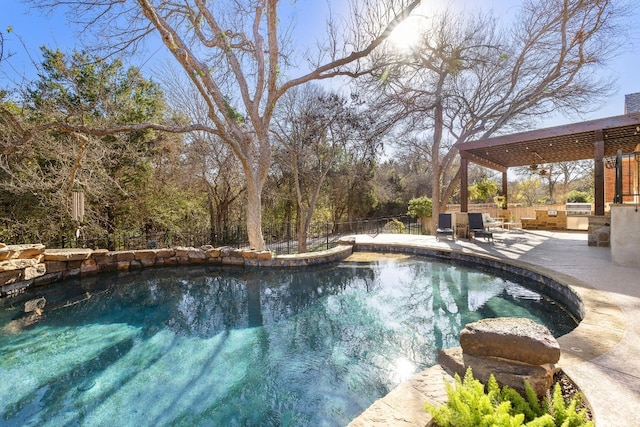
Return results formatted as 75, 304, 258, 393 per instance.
0, 254, 577, 426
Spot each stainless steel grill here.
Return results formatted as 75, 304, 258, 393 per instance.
565, 203, 591, 230
565, 203, 592, 216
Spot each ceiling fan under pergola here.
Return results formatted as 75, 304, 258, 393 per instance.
529, 151, 548, 176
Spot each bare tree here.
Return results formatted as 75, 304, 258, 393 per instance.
272, 84, 388, 251
0, 31, 5, 64
272, 84, 337, 253
25, 0, 422, 250
364, 0, 627, 231
550, 160, 593, 202
160, 65, 246, 236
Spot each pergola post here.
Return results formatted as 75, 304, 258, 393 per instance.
502, 170, 508, 209
460, 157, 469, 212
594, 130, 605, 216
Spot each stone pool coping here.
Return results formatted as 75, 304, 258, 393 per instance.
0, 243, 355, 297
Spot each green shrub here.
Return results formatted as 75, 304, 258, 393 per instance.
425, 369, 593, 427
407, 196, 433, 218
383, 218, 406, 234
566, 190, 592, 203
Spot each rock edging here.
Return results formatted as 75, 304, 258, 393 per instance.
0, 243, 354, 298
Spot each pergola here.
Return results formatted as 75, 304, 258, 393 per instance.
455, 112, 640, 215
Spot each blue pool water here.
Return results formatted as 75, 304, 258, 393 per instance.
0, 255, 577, 426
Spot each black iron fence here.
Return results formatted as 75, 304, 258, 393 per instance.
612, 150, 640, 204
46, 215, 422, 255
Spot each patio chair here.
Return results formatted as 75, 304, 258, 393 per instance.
468, 212, 493, 242
436, 213, 455, 241
482, 213, 504, 230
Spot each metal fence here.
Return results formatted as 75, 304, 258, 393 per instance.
46, 215, 422, 255
612, 150, 640, 204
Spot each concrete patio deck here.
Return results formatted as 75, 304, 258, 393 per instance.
348, 229, 640, 427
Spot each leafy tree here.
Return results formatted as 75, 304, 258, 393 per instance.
566, 190, 592, 203
516, 177, 544, 207
0, 48, 170, 243
407, 196, 432, 234
469, 175, 499, 203
327, 144, 380, 223
370, 159, 412, 217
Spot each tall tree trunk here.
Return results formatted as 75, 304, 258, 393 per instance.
297, 216, 308, 253
431, 95, 445, 235
245, 178, 265, 250
207, 186, 216, 243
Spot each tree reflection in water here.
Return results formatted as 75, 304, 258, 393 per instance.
0, 257, 577, 426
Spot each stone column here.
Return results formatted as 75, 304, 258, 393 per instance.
610, 205, 640, 266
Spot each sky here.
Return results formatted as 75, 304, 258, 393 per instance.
2, 0, 640, 128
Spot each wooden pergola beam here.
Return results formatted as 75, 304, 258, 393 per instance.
456, 113, 640, 215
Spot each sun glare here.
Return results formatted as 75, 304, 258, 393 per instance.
391, 357, 417, 382
388, 16, 424, 52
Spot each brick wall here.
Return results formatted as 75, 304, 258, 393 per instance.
605, 166, 615, 204
605, 157, 637, 203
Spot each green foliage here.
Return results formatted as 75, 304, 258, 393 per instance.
383, 218, 406, 234
469, 175, 498, 203
494, 195, 507, 209
223, 96, 244, 124
566, 190, 592, 203
425, 369, 593, 427
0, 47, 179, 243
407, 196, 433, 218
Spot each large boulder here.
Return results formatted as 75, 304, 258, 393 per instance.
0, 244, 46, 261
460, 317, 560, 365
0, 259, 39, 271
439, 347, 555, 397
44, 248, 92, 262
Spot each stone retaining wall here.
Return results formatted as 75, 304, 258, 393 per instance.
0, 243, 353, 298
521, 209, 567, 230
588, 214, 611, 247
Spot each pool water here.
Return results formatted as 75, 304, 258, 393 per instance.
0, 255, 577, 426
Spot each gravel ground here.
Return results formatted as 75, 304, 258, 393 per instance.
554, 370, 593, 422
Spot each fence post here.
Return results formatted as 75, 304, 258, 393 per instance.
326, 222, 329, 250
614, 149, 623, 204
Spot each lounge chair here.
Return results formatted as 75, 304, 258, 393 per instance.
468, 212, 493, 242
436, 213, 455, 241
482, 213, 504, 230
